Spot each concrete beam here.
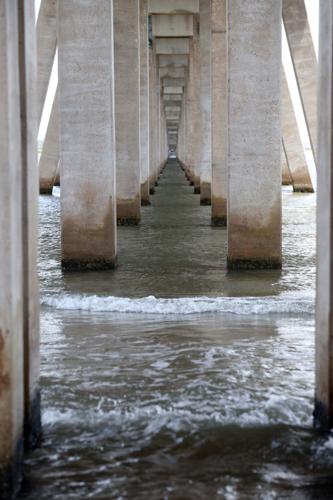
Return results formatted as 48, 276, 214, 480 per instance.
58, 0, 117, 269
148, 0, 199, 14
314, 0, 333, 431
155, 37, 190, 55
159, 67, 185, 79
162, 77, 185, 87
227, 0, 282, 270
152, 14, 194, 37
158, 54, 189, 67
39, 90, 59, 194
163, 94, 182, 101
164, 86, 183, 94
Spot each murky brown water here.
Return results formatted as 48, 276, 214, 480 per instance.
19, 161, 333, 499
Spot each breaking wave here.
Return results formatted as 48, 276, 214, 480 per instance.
42, 291, 314, 316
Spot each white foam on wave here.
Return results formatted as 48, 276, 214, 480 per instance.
41, 291, 314, 316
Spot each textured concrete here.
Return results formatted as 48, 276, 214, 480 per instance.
314, 0, 333, 431
159, 54, 189, 67
149, 45, 158, 191
148, 0, 199, 14
140, 0, 150, 206
211, 0, 227, 224
0, 2, 24, 496
152, 14, 194, 37
283, 0, 317, 159
18, 0, 41, 451
160, 67, 185, 79
58, 0, 117, 268
155, 37, 190, 55
281, 71, 314, 192
282, 145, 293, 185
36, 0, 57, 124
227, 0, 282, 269
114, 0, 141, 224
39, 89, 59, 194
199, 0, 212, 205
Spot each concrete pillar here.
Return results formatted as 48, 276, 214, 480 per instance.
114, 0, 141, 224
282, 71, 314, 192
149, 46, 157, 194
199, 0, 212, 205
0, 3, 24, 495
37, 0, 58, 195
211, 0, 227, 225
36, 0, 57, 124
186, 25, 201, 191
58, 0, 117, 270
39, 89, 59, 194
227, 0, 282, 270
282, 145, 293, 185
283, 0, 317, 159
18, 0, 41, 451
140, 0, 150, 206
314, 0, 333, 431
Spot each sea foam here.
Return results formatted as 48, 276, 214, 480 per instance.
42, 291, 314, 316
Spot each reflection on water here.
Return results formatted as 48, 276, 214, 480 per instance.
21, 162, 333, 500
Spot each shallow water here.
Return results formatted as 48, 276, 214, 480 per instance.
20, 161, 333, 499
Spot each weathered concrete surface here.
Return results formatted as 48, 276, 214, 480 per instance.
160, 67, 185, 79
114, 0, 141, 224
0, 2, 24, 496
164, 86, 183, 94
36, 0, 57, 124
186, 30, 201, 191
281, 71, 314, 192
152, 14, 194, 37
211, 0, 227, 224
282, 145, 293, 185
283, 0, 317, 159
162, 77, 185, 88
199, 0, 212, 205
148, 0, 199, 14
155, 37, 190, 55
227, 0, 282, 269
159, 54, 189, 67
140, 0, 150, 206
39, 89, 59, 194
314, 0, 333, 431
149, 46, 158, 192
163, 94, 182, 101
58, 0, 117, 269
18, 0, 41, 450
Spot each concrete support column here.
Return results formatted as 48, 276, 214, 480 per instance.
283, 0, 317, 160
39, 90, 59, 194
18, 0, 41, 450
0, 4, 24, 495
227, 0, 282, 270
282, 71, 314, 192
37, 0, 58, 194
58, 0, 117, 269
140, 0, 150, 206
114, 0, 141, 224
0, 1, 40, 494
187, 29, 201, 192
199, 0, 212, 205
211, 0, 227, 225
314, 0, 333, 430
149, 47, 157, 194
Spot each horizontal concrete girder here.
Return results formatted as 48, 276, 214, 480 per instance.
160, 67, 185, 79
163, 94, 182, 101
152, 14, 194, 37
148, 0, 199, 14
155, 37, 190, 54
165, 106, 181, 112
162, 77, 185, 87
158, 55, 189, 68
163, 86, 183, 94
163, 100, 182, 108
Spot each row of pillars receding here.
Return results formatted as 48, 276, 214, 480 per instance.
35, 0, 318, 271
0, 0, 332, 497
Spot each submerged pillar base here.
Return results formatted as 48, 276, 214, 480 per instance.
212, 216, 227, 227
193, 186, 200, 194
24, 390, 42, 450
39, 186, 53, 195
62, 258, 116, 271
0, 439, 23, 500
117, 197, 141, 225
200, 182, 211, 205
140, 181, 150, 206
313, 399, 333, 432
227, 257, 282, 271
293, 184, 314, 193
